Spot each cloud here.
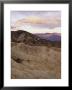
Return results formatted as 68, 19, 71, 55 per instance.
13, 16, 61, 29
11, 24, 61, 33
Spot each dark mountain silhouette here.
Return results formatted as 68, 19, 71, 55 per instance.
47, 35, 61, 41
35, 33, 61, 41
11, 30, 61, 47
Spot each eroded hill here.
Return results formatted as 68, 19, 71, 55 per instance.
11, 30, 61, 79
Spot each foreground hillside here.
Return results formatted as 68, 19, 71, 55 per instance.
11, 30, 61, 79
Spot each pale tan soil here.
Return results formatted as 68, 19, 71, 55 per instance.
11, 43, 61, 79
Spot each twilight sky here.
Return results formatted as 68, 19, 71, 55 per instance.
11, 11, 61, 33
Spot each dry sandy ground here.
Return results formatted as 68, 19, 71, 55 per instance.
11, 43, 61, 79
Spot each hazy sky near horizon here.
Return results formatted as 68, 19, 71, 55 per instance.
11, 11, 61, 33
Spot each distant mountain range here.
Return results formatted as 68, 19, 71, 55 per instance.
34, 33, 61, 41
11, 30, 61, 47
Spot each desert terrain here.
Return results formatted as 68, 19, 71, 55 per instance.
11, 30, 61, 79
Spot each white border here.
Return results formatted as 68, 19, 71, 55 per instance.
4, 4, 69, 87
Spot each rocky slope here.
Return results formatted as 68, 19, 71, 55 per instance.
11, 30, 61, 79
11, 30, 61, 47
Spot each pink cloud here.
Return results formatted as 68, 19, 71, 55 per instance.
14, 16, 61, 28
